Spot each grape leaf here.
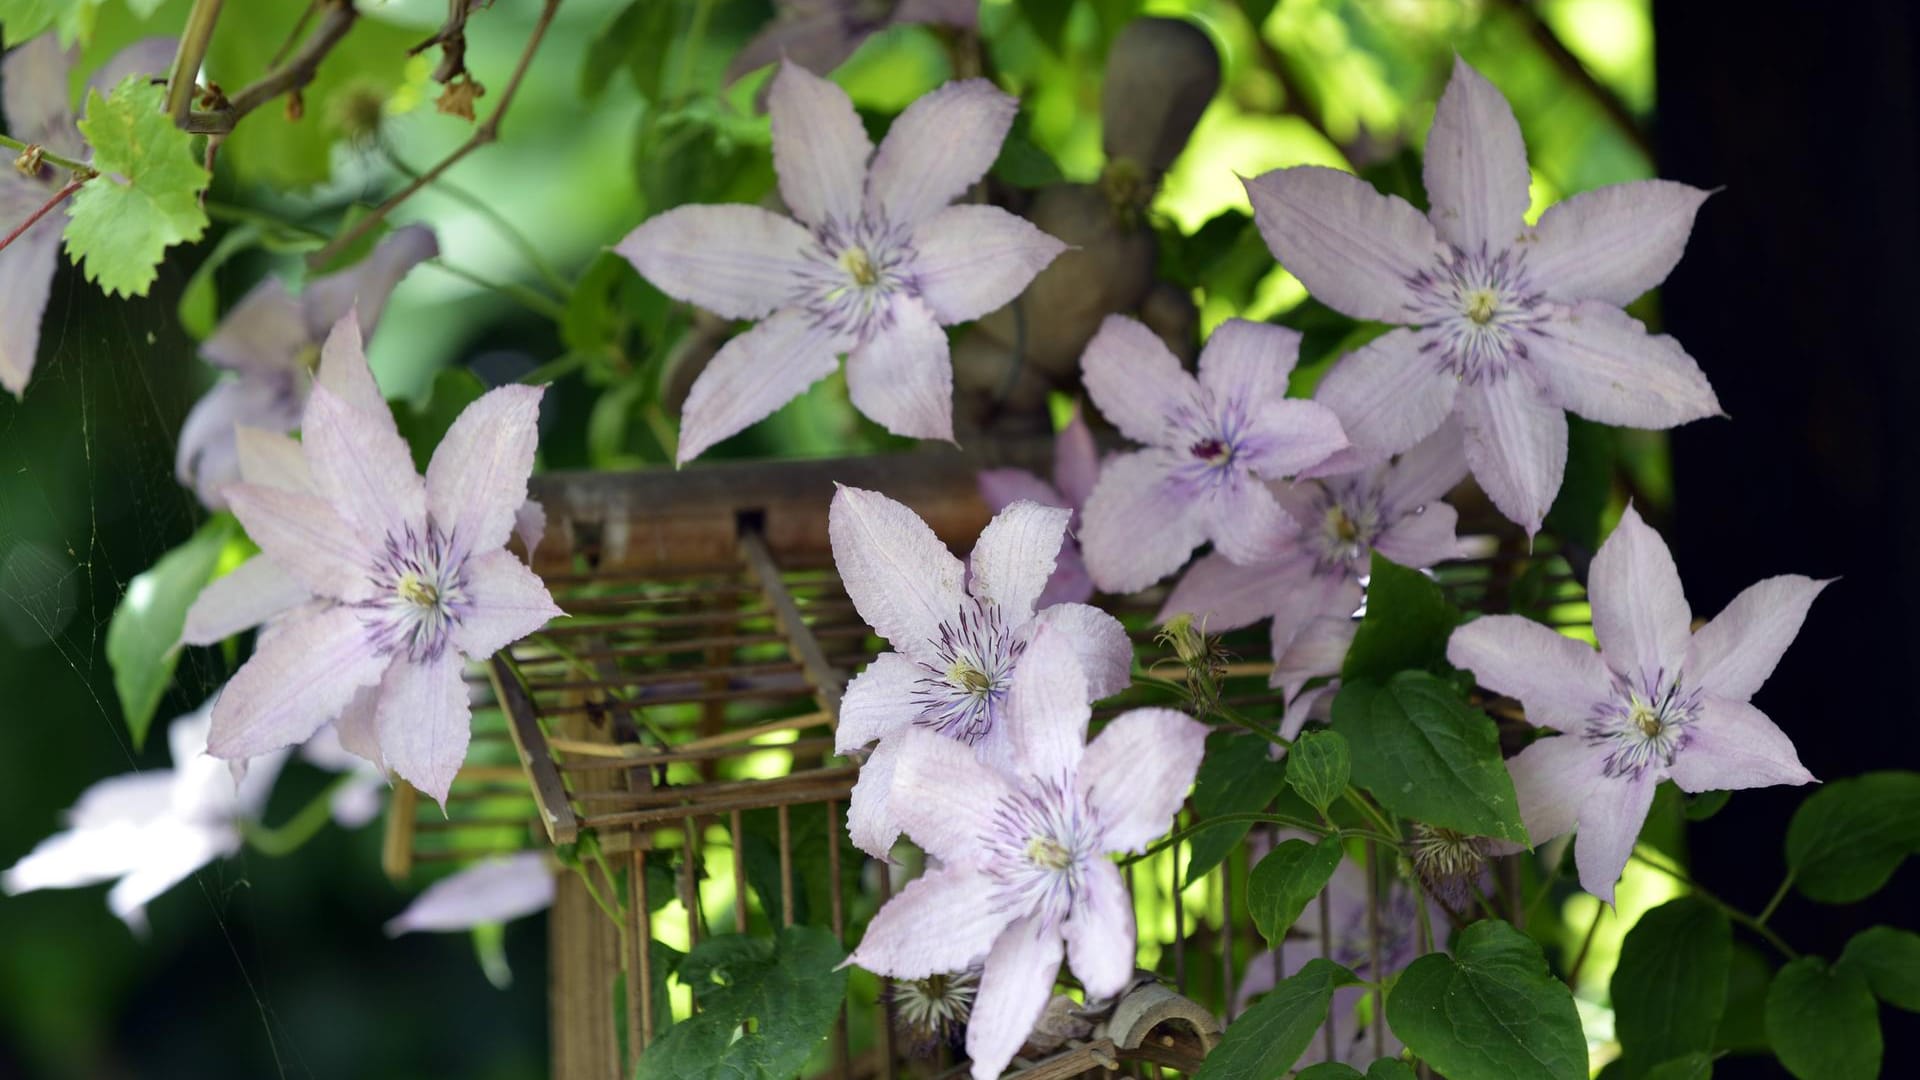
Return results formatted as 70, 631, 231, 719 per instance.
64, 77, 210, 298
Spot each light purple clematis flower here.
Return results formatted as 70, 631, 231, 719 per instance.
1243, 58, 1722, 534
3, 694, 286, 932
384, 852, 554, 936
1447, 506, 1825, 902
175, 225, 438, 509
0, 34, 176, 396
1159, 420, 1469, 694
618, 63, 1065, 462
830, 484, 1132, 858
847, 628, 1208, 1080
727, 0, 978, 82
1076, 314, 1350, 593
205, 314, 564, 806
975, 407, 1101, 608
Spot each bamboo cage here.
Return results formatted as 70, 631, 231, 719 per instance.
379, 440, 1591, 1080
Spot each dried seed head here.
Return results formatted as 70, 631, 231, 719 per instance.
891, 969, 977, 1056
1156, 614, 1230, 714
1409, 823, 1488, 905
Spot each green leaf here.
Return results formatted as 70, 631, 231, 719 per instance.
1331, 673, 1528, 843
583, 0, 678, 102
1365, 1062, 1417, 1080
177, 225, 261, 340
0, 0, 103, 46
1185, 731, 1290, 885
1785, 771, 1920, 903
634, 925, 848, 1080
1195, 958, 1356, 1080
1286, 729, 1350, 814
393, 368, 488, 472
1683, 789, 1731, 822
1711, 943, 1772, 1054
106, 515, 232, 749
991, 111, 1064, 188
1643, 1054, 1713, 1080
1610, 897, 1731, 1077
1545, 416, 1613, 552
1239, 0, 1281, 28
1248, 836, 1343, 946
1343, 553, 1461, 683
1296, 1065, 1364, 1080
1017, 0, 1075, 53
1386, 920, 1587, 1080
1764, 957, 1882, 1080
1837, 926, 1920, 1012
64, 78, 210, 298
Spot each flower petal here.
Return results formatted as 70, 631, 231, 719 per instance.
1080, 707, 1207, 854
0, 180, 62, 396
180, 555, 309, 646
851, 862, 1014, 979
725, 13, 857, 82
1315, 333, 1458, 469
1063, 859, 1135, 999
1589, 504, 1692, 684
845, 295, 954, 441
1378, 418, 1471, 512
828, 484, 968, 658
1266, 572, 1364, 674
1423, 57, 1531, 253
426, 384, 544, 558
514, 499, 547, 561
1205, 468, 1300, 566
1053, 408, 1100, 511
1457, 370, 1566, 537
1197, 318, 1302, 404
376, 652, 473, 807
107, 823, 230, 932
208, 606, 389, 760
384, 852, 553, 935
334, 686, 384, 769
977, 468, 1061, 514
313, 310, 389, 419
1684, 575, 1830, 703
1037, 546, 1095, 609
968, 500, 1070, 624
846, 734, 906, 859
1079, 450, 1207, 594
1157, 551, 1304, 632
836, 651, 921, 753
1575, 771, 1656, 905
1446, 615, 1613, 733
303, 384, 426, 540
1238, 398, 1351, 479
1527, 180, 1712, 306
896, 0, 978, 28
1667, 695, 1815, 793
450, 549, 563, 659
1272, 615, 1356, 699
769, 61, 873, 229
1002, 624, 1091, 781
1028, 602, 1133, 701
1243, 166, 1440, 323
677, 308, 847, 463
868, 79, 1016, 227
301, 224, 438, 339
1079, 314, 1193, 447
1371, 500, 1466, 569
224, 482, 373, 601
1507, 733, 1602, 845
2, 35, 75, 154
235, 425, 315, 493
200, 278, 309, 374
615, 204, 814, 321
86, 38, 180, 105
910, 203, 1065, 324
173, 378, 302, 508
967, 915, 1065, 1080
1531, 302, 1720, 429
889, 729, 1018, 868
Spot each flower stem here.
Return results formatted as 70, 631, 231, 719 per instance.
1119, 812, 1397, 867
1631, 852, 1800, 960
0, 174, 85, 257
376, 138, 570, 295
0, 134, 95, 177
422, 259, 568, 322
1757, 870, 1795, 926
243, 776, 350, 856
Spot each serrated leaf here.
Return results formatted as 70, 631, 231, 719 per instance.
1186, 731, 1290, 885
1611, 897, 1731, 1077
64, 78, 210, 298
1765, 957, 1881, 1080
1195, 958, 1356, 1080
106, 515, 232, 749
1644, 1054, 1713, 1080
1784, 771, 1920, 903
635, 925, 848, 1080
1386, 919, 1587, 1080
1332, 673, 1528, 843
0, 0, 103, 46
1342, 553, 1460, 683
1837, 926, 1920, 1012
1287, 729, 1351, 814
1248, 836, 1343, 946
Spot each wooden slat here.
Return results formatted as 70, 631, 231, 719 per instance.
490, 655, 580, 845
738, 528, 846, 721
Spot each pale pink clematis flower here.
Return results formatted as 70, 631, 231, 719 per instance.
1076, 314, 1349, 593
617, 63, 1065, 462
175, 225, 438, 509
384, 852, 554, 936
1159, 420, 1469, 693
975, 408, 1101, 608
206, 315, 563, 806
727, 0, 978, 82
1447, 506, 1825, 902
3, 695, 286, 932
847, 629, 1208, 1080
1243, 58, 1721, 534
0, 34, 176, 396
830, 484, 1132, 858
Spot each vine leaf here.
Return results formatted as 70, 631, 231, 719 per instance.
64, 77, 210, 298
1386, 919, 1587, 1080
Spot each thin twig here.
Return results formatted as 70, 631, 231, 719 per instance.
167, 0, 225, 125
378, 138, 569, 293
307, 0, 564, 270
0, 175, 86, 256
0, 134, 95, 177
268, 0, 321, 69
1319, 890, 1336, 1062
1366, 841, 1386, 1060
411, 0, 477, 84
186, 0, 359, 135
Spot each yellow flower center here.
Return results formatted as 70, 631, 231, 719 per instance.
1026, 835, 1073, 870
1327, 505, 1360, 543
839, 246, 878, 287
1464, 288, 1499, 325
948, 661, 992, 696
1629, 700, 1664, 738
396, 573, 440, 608
296, 343, 323, 374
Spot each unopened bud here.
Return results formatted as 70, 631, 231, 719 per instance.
13, 144, 43, 177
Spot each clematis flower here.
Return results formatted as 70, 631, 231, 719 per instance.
847, 629, 1208, 1080
618, 63, 1065, 462
206, 314, 564, 806
975, 407, 1101, 608
1446, 506, 1824, 902
1271, 615, 1355, 739
1158, 420, 1468, 691
829, 484, 1132, 857
1077, 315, 1349, 593
384, 852, 554, 936
3, 694, 285, 932
728, 0, 978, 82
1243, 58, 1721, 534
0, 35, 177, 396
174, 225, 438, 509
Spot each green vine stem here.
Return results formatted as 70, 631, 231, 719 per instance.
1119, 812, 1400, 867
1632, 852, 1800, 960
243, 775, 351, 856
0, 134, 95, 177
